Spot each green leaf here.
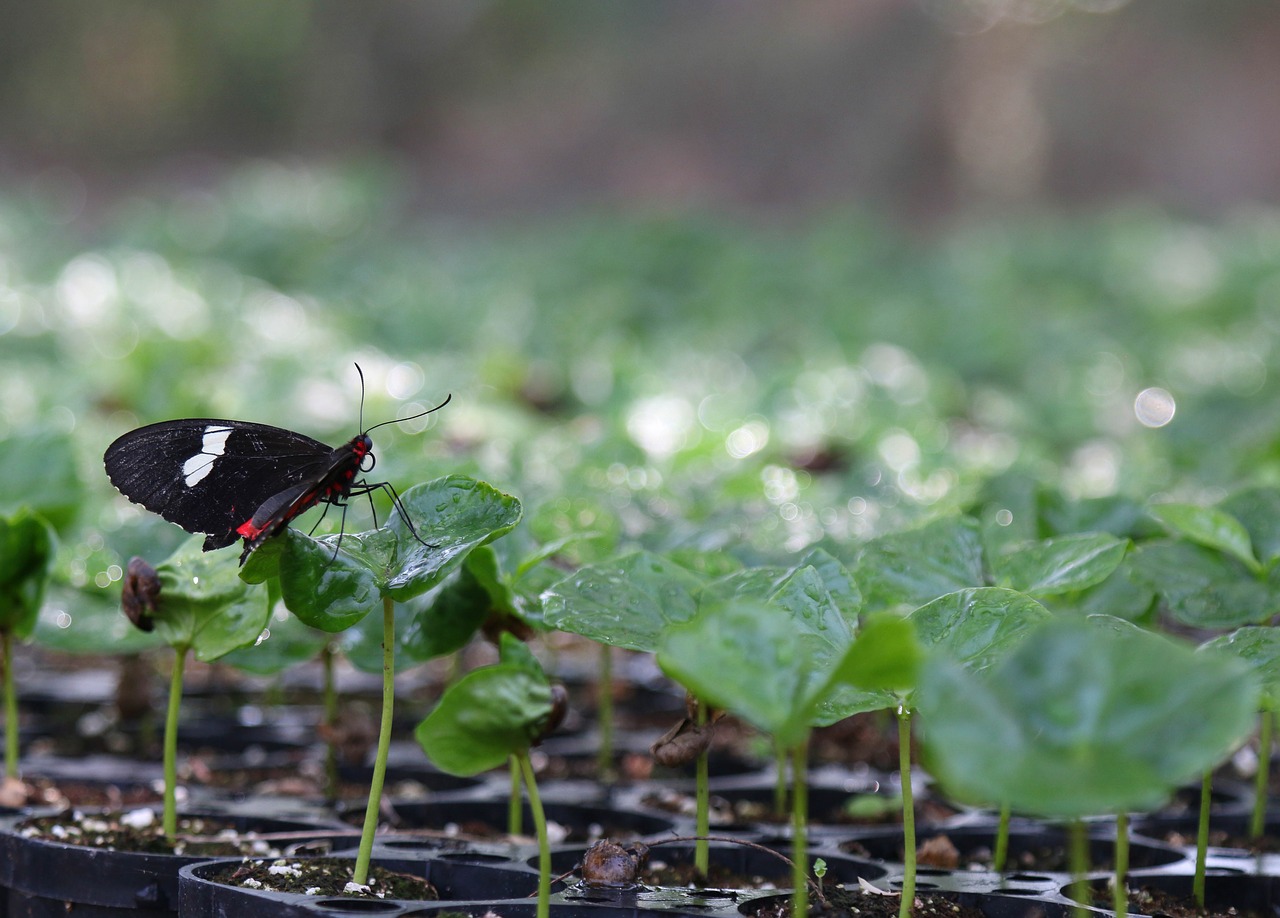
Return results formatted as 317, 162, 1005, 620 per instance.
795, 548, 861, 621
658, 599, 826, 747
276, 528, 385, 633
990, 534, 1128, 597
1131, 541, 1274, 628
398, 566, 490, 663
497, 631, 543, 675
1220, 487, 1280, 568
34, 585, 163, 654
415, 662, 553, 776
218, 606, 330, 675
917, 617, 1259, 817
909, 587, 1051, 672
381, 476, 524, 600
0, 430, 82, 531
149, 536, 272, 662
0, 510, 56, 638
1201, 627, 1280, 713
830, 612, 921, 695
540, 550, 704, 652
1148, 502, 1260, 574
855, 515, 985, 611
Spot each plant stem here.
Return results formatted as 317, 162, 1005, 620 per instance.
353, 596, 396, 887
1193, 769, 1211, 908
3, 630, 17, 781
322, 642, 338, 800
1251, 709, 1272, 839
896, 707, 915, 918
1068, 819, 1088, 918
1113, 811, 1129, 918
596, 644, 614, 779
790, 739, 809, 918
163, 645, 188, 837
992, 802, 1010, 873
774, 743, 789, 816
509, 757, 523, 836
518, 751, 551, 918
694, 697, 710, 878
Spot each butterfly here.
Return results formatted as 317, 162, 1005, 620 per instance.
104, 369, 449, 564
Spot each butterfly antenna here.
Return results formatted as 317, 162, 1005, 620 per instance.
362, 393, 452, 435
354, 363, 367, 433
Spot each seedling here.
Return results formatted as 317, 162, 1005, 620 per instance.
659, 552, 917, 918
241, 475, 522, 886
1200, 627, 1280, 839
415, 633, 560, 918
120, 536, 271, 835
0, 510, 56, 780
918, 615, 1258, 917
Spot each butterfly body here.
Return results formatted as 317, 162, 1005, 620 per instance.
105, 419, 378, 563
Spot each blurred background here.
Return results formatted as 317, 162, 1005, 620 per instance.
3, 1, 1279, 220
3, 0, 1280, 614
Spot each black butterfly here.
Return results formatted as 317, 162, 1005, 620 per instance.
104, 376, 450, 564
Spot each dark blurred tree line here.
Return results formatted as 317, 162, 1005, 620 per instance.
1, 0, 1278, 220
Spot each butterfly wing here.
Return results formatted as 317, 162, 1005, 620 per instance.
104, 419, 336, 550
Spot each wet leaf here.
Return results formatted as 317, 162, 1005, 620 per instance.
540, 550, 704, 652
218, 606, 330, 675
855, 516, 985, 611
1148, 502, 1259, 574
148, 536, 271, 662
909, 587, 1051, 672
990, 534, 1128, 597
1131, 541, 1274, 628
267, 476, 521, 632
382, 476, 523, 600
415, 660, 553, 776
918, 617, 1259, 817
1201, 626, 1280, 713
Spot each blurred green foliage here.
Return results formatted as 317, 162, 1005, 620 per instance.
3, 163, 1280, 638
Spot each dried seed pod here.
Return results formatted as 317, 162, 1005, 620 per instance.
121, 557, 161, 632
579, 839, 650, 887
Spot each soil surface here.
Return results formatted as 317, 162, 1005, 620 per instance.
17, 811, 307, 857
1091, 884, 1267, 918
207, 857, 438, 900
2, 775, 162, 810
750, 887, 984, 918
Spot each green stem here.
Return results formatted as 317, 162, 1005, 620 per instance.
896, 708, 915, 918
353, 596, 396, 887
1193, 769, 1211, 909
1068, 820, 1088, 918
518, 751, 551, 918
1251, 709, 1272, 839
509, 757, 523, 836
322, 642, 339, 800
596, 644, 614, 779
694, 698, 710, 878
163, 646, 187, 837
774, 742, 789, 816
1113, 811, 1129, 918
790, 739, 809, 918
3, 630, 17, 781
992, 802, 1011, 873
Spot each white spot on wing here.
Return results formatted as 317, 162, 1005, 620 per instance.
182, 425, 233, 487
